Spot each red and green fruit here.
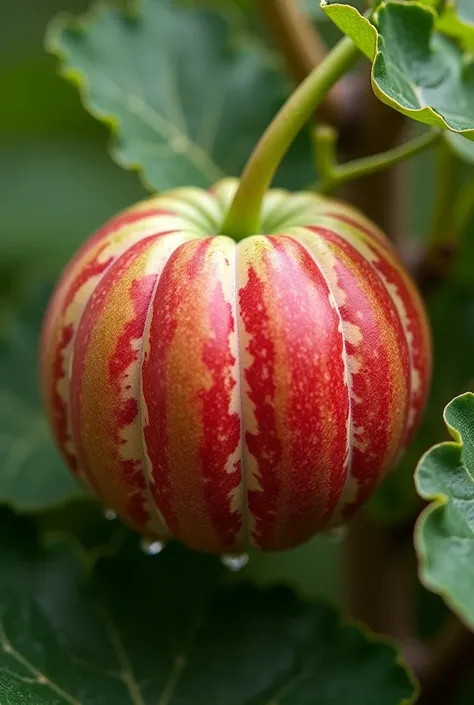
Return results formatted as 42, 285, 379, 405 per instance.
40, 178, 431, 554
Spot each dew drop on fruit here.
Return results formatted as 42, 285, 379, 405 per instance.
221, 553, 249, 572
140, 538, 166, 556
103, 508, 117, 521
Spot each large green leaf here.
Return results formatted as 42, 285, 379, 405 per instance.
0, 283, 83, 512
322, 1, 474, 139
415, 392, 474, 628
47, 0, 314, 193
0, 514, 417, 705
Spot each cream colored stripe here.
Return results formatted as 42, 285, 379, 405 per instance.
290, 227, 356, 518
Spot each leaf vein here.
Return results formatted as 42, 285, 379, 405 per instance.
0, 622, 83, 705
95, 75, 225, 183
98, 601, 146, 705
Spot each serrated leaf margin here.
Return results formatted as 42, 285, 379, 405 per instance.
321, 0, 474, 140
414, 392, 474, 628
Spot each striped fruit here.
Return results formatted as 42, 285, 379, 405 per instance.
40, 178, 431, 554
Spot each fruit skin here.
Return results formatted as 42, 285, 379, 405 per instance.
39, 178, 431, 554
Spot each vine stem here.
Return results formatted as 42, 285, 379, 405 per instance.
416, 139, 467, 287
427, 138, 455, 251
451, 172, 474, 243
221, 35, 360, 239
258, 0, 347, 126
314, 128, 442, 194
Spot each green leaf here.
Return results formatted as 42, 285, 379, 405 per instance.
415, 392, 474, 628
0, 518, 417, 705
0, 283, 83, 512
320, 2, 377, 59
322, 1, 474, 139
47, 0, 314, 193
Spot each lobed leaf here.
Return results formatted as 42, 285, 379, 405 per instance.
47, 0, 314, 193
321, 1, 474, 139
0, 516, 417, 705
320, 2, 377, 58
415, 393, 474, 628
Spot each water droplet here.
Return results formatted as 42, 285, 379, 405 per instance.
140, 538, 166, 556
103, 508, 117, 521
324, 525, 348, 543
221, 553, 249, 572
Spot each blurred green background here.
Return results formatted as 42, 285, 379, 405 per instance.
0, 0, 146, 285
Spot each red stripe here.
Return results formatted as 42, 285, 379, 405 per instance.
198, 277, 242, 545
361, 240, 431, 443
324, 212, 392, 249
240, 237, 349, 549
87, 208, 172, 248
51, 323, 76, 472
309, 227, 411, 510
70, 235, 160, 497
239, 264, 281, 546
142, 239, 242, 549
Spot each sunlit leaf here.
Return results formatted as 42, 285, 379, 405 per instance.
322, 1, 474, 138
48, 0, 314, 193
415, 392, 474, 628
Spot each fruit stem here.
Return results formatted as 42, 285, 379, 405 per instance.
221, 35, 360, 240
314, 128, 442, 194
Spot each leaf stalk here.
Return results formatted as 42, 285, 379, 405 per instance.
314, 128, 442, 194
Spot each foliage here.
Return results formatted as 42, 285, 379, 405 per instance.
47, 0, 313, 192
415, 393, 474, 629
0, 514, 416, 705
321, 1, 474, 139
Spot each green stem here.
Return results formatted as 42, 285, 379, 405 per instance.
427, 138, 455, 249
221, 35, 360, 239
449, 172, 474, 246
312, 123, 338, 185
314, 129, 442, 194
